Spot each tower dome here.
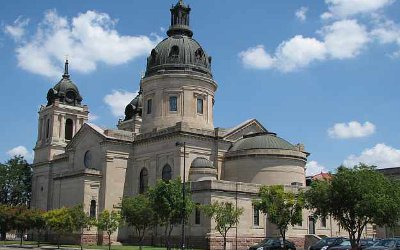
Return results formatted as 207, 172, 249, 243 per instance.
145, 0, 212, 78
47, 60, 82, 106
124, 89, 143, 121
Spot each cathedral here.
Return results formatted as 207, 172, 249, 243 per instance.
31, 1, 354, 249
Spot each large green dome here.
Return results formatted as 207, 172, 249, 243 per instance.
229, 132, 297, 152
144, 0, 212, 78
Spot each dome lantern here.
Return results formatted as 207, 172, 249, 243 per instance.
167, 0, 193, 38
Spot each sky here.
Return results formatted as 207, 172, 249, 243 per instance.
1, 0, 400, 176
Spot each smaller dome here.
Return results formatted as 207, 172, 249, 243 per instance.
191, 157, 214, 169
124, 90, 143, 120
230, 132, 296, 152
47, 60, 82, 106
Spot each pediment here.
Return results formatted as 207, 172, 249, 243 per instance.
222, 119, 267, 142
66, 123, 106, 150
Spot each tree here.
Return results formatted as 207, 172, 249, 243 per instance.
148, 178, 194, 250
69, 204, 93, 250
0, 205, 15, 241
121, 195, 156, 250
306, 164, 400, 250
30, 209, 46, 247
96, 210, 122, 250
0, 156, 32, 206
13, 205, 33, 246
254, 185, 304, 248
44, 207, 74, 249
202, 201, 244, 250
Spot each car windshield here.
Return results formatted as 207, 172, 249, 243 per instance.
360, 239, 374, 246
339, 240, 351, 246
259, 239, 277, 246
374, 239, 396, 247
316, 238, 340, 246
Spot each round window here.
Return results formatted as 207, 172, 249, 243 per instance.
84, 150, 92, 168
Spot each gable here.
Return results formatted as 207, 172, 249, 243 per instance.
222, 119, 267, 142
66, 123, 105, 151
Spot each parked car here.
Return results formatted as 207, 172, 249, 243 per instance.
309, 237, 347, 250
328, 240, 352, 250
364, 238, 400, 250
328, 239, 376, 250
360, 239, 379, 250
249, 238, 296, 250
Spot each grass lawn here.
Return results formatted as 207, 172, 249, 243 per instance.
0, 240, 200, 250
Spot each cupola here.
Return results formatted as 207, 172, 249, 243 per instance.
47, 60, 83, 106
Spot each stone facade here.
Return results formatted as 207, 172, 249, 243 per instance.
30, 1, 364, 249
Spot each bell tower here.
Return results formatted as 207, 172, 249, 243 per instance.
33, 60, 88, 164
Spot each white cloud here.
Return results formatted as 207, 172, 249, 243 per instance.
370, 17, 400, 57
239, 19, 369, 72
10, 9, 160, 78
295, 7, 308, 22
324, 0, 394, 18
103, 90, 137, 117
6, 146, 33, 161
321, 19, 369, 59
306, 160, 328, 176
238, 45, 275, 70
274, 35, 327, 72
344, 143, 400, 168
4, 16, 29, 41
328, 121, 375, 139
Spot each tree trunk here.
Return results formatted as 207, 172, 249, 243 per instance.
57, 234, 60, 249
19, 230, 23, 246
37, 229, 41, 247
223, 234, 227, 250
164, 225, 168, 249
167, 224, 173, 250
108, 232, 111, 250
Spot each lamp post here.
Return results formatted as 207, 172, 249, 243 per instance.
176, 141, 186, 250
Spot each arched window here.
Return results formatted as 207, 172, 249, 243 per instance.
46, 119, 50, 138
162, 164, 172, 182
65, 119, 73, 140
169, 46, 179, 58
90, 200, 96, 218
195, 48, 204, 62
139, 168, 148, 194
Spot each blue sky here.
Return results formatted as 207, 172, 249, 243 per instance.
1, 0, 400, 175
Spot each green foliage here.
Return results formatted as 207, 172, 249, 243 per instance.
69, 204, 92, 232
69, 204, 93, 250
96, 210, 122, 250
121, 195, 156, 246
13, 205, 33, 246
202, 201, 244, 250
306, 164, 400, 249
254, 185, 305, 243
0, 204, 15, 240
0, 156, 32, 206
44, 207, 75, 248
147, 178, 194, 249
29, 208, 46, 247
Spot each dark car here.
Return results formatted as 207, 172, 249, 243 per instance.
249, 238, 296, 250
360, 239, 379, 250
309, 237, 347, 250
328, 239, 376, 250
365, 238, 400, 250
